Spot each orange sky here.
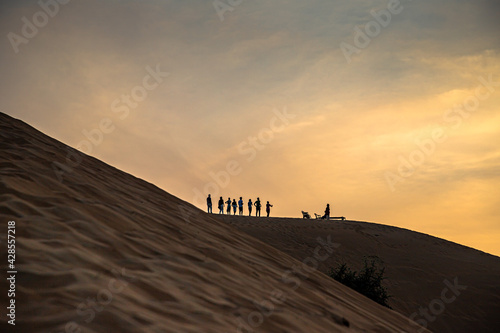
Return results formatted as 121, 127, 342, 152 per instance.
1, 0, 499, 256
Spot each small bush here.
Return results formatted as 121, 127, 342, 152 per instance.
328, 256, 391, 308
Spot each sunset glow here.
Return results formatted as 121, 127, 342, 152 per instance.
1, 0, 499, 255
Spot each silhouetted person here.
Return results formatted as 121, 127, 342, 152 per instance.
323, 204, 330, 219
254, 197, 261, 217
206, 194, 212, 213
218, 196, 224, 214
238, 197, 244, 215
248, 199, 253, 216
226, 197, 231, 214
266, 201, 273, 217
232, 199, 237, 215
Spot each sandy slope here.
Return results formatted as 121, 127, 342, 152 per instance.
0, 112, 431, 332
218, 215, 500, 333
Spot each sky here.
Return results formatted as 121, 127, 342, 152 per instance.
1, 0, 499, 256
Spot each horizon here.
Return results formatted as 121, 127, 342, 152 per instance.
1, 0, 499, 256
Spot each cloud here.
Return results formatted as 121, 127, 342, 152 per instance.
1, 0, 499, 255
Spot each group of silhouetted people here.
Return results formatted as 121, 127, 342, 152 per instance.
206, 194, 273, 217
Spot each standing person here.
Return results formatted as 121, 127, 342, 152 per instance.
218, 196, 224, 214
226, 197, 231, 215
323, 204, 330, 220
238, 197, 244, 215
254, 197, 261, 217
206, 194, 212, 213
248, 199, 253, 216
266, 201, 273, 217
232, 199, 237, 215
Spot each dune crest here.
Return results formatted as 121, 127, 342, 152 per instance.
0, 112, 430, 332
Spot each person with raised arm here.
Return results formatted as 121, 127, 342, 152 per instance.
266, 201, 273, 217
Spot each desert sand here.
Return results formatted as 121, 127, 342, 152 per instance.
0, 113, 433, 332
5, 108, 500, 333
218, 215, 500, 333
0, 113, 500, 333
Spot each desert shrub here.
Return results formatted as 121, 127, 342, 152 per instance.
328, 256, 391, 308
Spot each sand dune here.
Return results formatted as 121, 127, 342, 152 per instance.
219, 215, 500, 333
0, 112, 432, 332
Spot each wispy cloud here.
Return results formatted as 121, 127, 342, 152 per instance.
1, 0, 499, 255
